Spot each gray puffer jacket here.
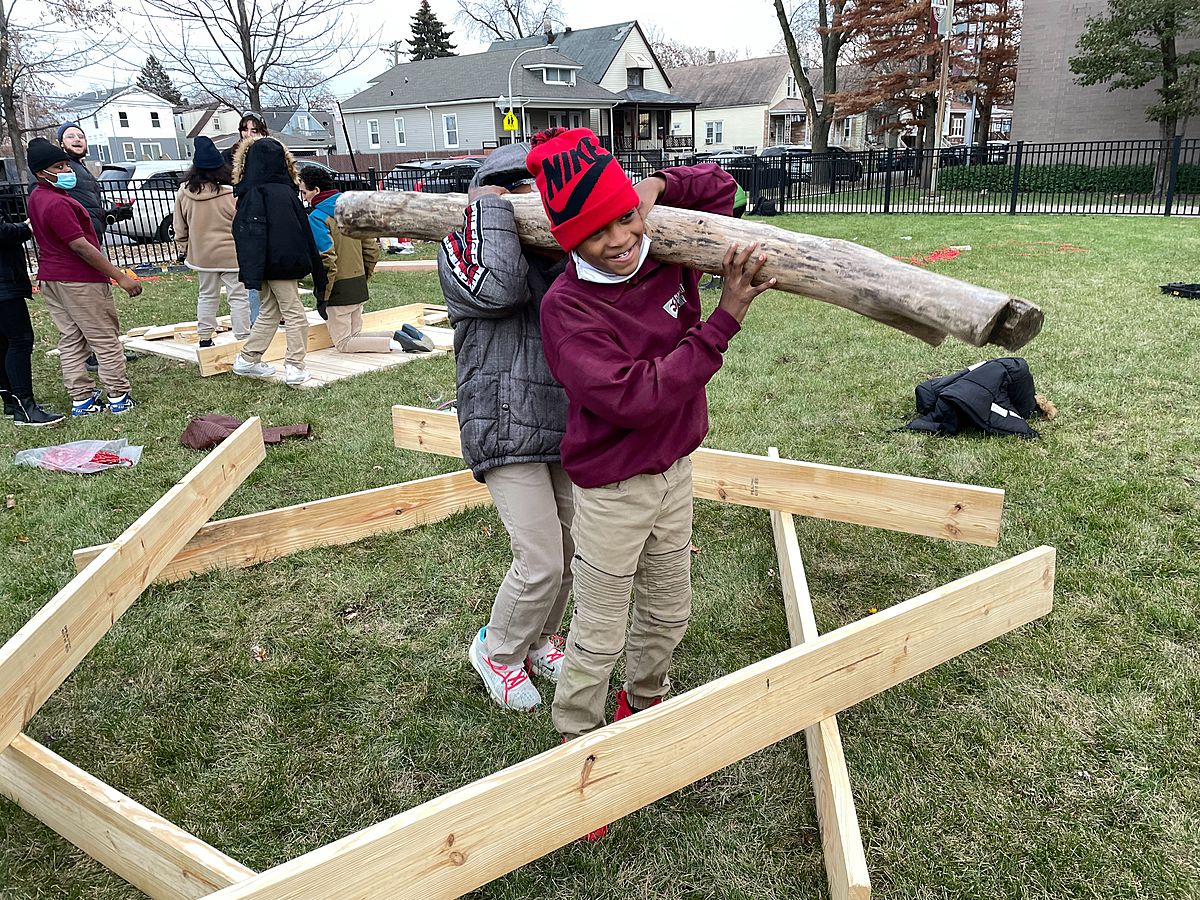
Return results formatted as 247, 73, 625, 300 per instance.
438, 193, 567, 481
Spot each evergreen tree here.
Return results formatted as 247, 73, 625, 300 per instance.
408, 0, 457, 61
136, 55, 185, 106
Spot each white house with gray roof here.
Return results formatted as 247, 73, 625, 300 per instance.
338, 46, 624, 160
62, 86, 180, 163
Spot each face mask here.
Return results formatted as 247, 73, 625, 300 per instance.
52, 171, 77, 190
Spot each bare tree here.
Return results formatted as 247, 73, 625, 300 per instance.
0, 0, 124, 179
455, 0, 563, 43
772, 0, 857, 173
142, 0, 380, 112
644, 24, 738, 69
261, 67, 339, 111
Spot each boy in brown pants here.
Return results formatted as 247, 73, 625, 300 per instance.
528, 128, 774, 838
26, 138, 142, 415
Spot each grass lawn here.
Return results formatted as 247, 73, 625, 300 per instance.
1, 214, 1197, 899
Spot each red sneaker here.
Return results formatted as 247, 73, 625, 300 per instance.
613, 689, 662, 722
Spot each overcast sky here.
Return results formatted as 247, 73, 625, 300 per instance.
54, 0, 787, 105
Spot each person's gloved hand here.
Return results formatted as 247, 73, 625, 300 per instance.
316, 299, 328, 320
106, 204, 134, 223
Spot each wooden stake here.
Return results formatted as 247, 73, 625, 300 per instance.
72, 470, 491, 585
336, 191, 1043, 350
391, 406, 1004, 546
0, 734, 254, 900
0, 418, 266, 752
196, 304, 427, 376
204, 547, 1055, 900
768, 447, 871, 900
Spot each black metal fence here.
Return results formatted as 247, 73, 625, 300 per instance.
11, 138, 1196, 270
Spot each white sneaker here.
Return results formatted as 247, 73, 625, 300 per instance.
232, 355, 276, 378
469, 628, 541, 711
284, 364, 310, 385
526, 637, 566, 683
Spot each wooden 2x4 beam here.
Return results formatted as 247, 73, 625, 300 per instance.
204, 547, 1054, 900
391, 405, 1004, 546
768, 446, 871, 900
72, 470, 491, 585
196, 304, 427, 376
0, 734, 254, 900
0, 418, 266, 753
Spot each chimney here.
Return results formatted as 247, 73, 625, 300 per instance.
707, 50, 716, 65
543, 16, 552, 35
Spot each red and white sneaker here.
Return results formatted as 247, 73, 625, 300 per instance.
469, 628, 541, 711
614, 689, 662, 722
526, 636, 566, 682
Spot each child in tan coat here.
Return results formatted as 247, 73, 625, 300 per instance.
172, 136, 250, 345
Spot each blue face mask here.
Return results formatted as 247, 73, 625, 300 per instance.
52, 171, 77, 190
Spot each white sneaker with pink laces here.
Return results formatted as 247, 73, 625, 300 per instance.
526, 637, 566, 683
469, 628, 541, 711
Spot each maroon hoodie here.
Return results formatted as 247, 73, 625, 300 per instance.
539, 163, 738, 489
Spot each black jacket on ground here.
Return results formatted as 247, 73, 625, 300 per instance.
438, 194, 568, 481
0, 220, 33, 302
231, 139, 327, 295
906, 357, 1039, 438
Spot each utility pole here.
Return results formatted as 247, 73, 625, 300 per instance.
379, 41, 403, 67
929, 0, 955, 196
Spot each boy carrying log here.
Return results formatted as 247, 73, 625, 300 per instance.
527, 128, 775, 836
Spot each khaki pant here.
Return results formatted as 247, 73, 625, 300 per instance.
40, 281, 131, 401
326, 303, 392, 354
196, 271, 251, 340
482, 462, 575, 665
552, 457, 694, 740
239, 280, 308, 367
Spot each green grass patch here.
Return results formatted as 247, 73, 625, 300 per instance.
2, 215, 1198, 898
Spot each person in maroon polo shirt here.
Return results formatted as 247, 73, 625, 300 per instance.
26, 138, 142, 416
526, 128, 775, 807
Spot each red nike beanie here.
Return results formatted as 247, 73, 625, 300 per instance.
526, 127, 639, 252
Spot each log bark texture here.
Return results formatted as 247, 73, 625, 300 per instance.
336, 191, 1043, 350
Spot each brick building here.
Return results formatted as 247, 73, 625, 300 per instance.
1012, 0, 1196, 142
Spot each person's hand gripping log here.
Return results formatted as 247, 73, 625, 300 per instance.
717, 242, 775, 324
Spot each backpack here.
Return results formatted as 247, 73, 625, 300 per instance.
753, 196, 778, 216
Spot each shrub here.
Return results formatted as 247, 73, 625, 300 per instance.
938, 161, 1200, 195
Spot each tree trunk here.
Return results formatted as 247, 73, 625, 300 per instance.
336, 191, 1043, 350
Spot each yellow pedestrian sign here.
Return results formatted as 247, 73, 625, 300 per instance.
503, 111, 519, 132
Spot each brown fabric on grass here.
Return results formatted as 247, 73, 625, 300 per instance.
181, 414, 311, 450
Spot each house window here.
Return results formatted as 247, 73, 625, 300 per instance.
950, 116, 964, 137
122, 142, 136, 161
97, 145, 111, 164
842, 118, 852, 141
394, 117, 406, 146
627, 68, 643, 88
151, 112, 161, 128
638, 112, 651, 140
140, 142, 163, 159
787, 74, 797, 98
92, 114, 99, 128
367, 119, 380, 148
297, 114, 311, 131
212, 115, 221, 131
118, 111, 129, 128
542, 67, 574, 85
443, 114, 458, 148
705, 121, 723, 146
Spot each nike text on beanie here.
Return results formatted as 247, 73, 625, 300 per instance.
526, 127, 639, 252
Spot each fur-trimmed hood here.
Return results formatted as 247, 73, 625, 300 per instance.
232, 136, 299, 197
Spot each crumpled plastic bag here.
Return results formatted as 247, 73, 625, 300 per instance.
15, 439, 143, 474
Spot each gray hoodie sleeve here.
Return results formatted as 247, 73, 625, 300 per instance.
437, 194, 531, 322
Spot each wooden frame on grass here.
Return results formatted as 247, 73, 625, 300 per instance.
0, 411, 1055, 900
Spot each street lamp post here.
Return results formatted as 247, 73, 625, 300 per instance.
507, 45, 559, 144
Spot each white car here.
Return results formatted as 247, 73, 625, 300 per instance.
101, 161, 187, 244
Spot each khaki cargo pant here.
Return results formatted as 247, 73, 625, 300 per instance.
239, 279, 308, 367
40, 280, 131, 401
482, 462, 575, 665
552, 457, 694, 740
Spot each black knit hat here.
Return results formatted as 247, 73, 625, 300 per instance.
27, 138, 70, 174
192, 136, 224, 170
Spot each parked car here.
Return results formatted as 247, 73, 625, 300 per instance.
101, 161, 185, 243
296, 159, 374, 192
381, 160, 439, 191
415, 158, 483, 194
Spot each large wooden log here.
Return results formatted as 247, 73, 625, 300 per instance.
336, 191, 1043, 350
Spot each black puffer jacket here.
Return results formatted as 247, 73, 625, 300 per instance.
0, 220, 33, 302
438, 192, 568, 481
231, 138, 327, 295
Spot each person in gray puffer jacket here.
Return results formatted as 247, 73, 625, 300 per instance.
438, 143, 573, 713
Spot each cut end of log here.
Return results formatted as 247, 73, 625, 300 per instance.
987, 297, 1045, 351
